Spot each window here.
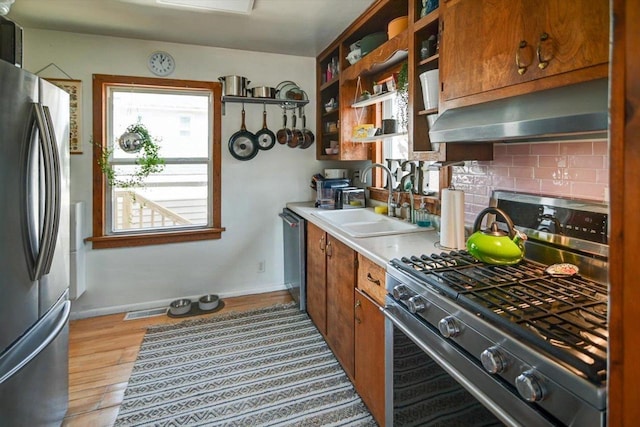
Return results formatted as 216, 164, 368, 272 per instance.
91, 75, 223, 248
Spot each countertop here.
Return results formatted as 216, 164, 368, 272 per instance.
286, 202, 441, 269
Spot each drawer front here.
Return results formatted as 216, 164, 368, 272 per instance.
357, 254, 386, 306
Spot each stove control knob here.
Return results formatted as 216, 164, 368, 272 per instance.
481, 347, 507, 374
438, 316, 459, 338
407, 296, 426, 314
515, 370, 545, 402
392, 285, 410, 300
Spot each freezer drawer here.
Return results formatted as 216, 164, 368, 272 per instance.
0, 295, 70, 426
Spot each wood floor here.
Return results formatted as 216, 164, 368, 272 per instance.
62, 290, 293, 427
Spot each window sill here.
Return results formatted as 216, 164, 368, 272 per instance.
88, 227, 226, 249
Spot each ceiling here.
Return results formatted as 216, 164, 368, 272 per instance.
6, 0, 376, 57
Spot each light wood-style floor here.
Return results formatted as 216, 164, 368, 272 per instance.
62, 290, 293, 427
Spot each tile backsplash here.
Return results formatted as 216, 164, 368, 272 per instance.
451, 141, 609, 224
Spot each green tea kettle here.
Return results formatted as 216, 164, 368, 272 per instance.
466, 207, 527, 265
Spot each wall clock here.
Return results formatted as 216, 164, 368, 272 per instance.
148, 51, 175, 76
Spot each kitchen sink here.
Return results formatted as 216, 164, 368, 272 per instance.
312, 208, 431, 238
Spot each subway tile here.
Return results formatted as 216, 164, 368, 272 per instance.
534, 167, 566, 180
566, 168, 598, 182
593, 140, 608, 155
493, 143, 508, 156
568, 155, 605, 169
509, 166, 534, 178
571, 182, 607, 201
513, 178, 541, 193
506, 144, 532, 155
540, 180, 570, 195
492, 175, 515, 190
512, 156, 539, 167
488, 166, 510, 176
596, 169, 609, 184
539, 155, 567, 168
559, 141, 594, 155
530, 143, 560, 155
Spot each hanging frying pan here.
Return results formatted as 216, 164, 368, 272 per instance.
255, 104, 276, 150
288, 109, 304, 148
228, 106, 259, 161
276, 109, 292, 145
300, 106, 315, 149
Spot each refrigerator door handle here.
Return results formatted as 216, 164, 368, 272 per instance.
0, 299, 70, 384
26, 103, 56, 281
41, 105, 61, 275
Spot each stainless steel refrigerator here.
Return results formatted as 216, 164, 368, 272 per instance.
0, 59, 71, 425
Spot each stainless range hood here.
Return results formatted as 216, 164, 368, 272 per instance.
428, 78, 609, 143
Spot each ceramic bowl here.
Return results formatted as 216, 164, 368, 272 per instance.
169, 298, 192, 315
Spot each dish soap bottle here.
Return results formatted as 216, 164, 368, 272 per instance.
415, 197, 432, 227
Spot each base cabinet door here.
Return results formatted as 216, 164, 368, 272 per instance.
306, 222, 327, 335
326, 235, 356, 379
354, 288, 386, 425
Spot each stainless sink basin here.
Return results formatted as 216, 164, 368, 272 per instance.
312, 208, 431, 238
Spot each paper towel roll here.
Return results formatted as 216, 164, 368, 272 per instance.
440, 188, 466, 250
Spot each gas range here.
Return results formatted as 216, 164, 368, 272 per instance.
383, 191, 608, 427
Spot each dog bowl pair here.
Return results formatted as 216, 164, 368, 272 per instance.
168, 294, 219, 315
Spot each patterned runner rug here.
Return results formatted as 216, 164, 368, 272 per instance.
115, 303, 376, 426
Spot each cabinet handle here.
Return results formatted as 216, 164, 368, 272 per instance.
515, 40, 530, 75
326, 240, 332, 258
319, 235, 326, 252
355, 300, 361, 323
536, 32, 552, 69
366, 273, 381, 286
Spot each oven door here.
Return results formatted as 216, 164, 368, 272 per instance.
383, 297, 557, 427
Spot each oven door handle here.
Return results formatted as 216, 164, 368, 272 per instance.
381, 302, 528, 427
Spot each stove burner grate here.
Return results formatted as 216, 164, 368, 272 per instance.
391, 251, 608, 382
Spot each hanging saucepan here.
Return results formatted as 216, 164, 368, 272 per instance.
255, 104, 276, 150
228, 106, 259, 161
276, 109, 292, 145
300, 106, 315, 149
289, 109, 304, 148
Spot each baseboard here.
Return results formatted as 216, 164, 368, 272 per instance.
69, 284, 288, 320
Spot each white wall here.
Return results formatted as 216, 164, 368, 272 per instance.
22, 29, 361, 318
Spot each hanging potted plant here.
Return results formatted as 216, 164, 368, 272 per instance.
97, 121, 165, 188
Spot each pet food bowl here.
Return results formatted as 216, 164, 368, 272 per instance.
198, 294, 220, 311
169, 298, 192, 315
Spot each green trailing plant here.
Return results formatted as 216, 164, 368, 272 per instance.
97, 122, 165, 189
397, 61, 408, 93
396, 61, 409, 132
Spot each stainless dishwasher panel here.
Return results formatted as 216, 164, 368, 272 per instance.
280, 208, 305, 311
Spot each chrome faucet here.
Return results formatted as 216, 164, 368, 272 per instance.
361, 163, 396, 216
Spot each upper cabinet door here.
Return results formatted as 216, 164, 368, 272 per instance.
440, 0, 609, 105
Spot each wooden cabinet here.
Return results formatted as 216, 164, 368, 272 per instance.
305, 222, 357, 379
354, 288, 386, 425
315, 0, 409, 161
439, 0, 609, 110
306, 222, 327, 335
326, 235, 357, 379
408, 1, 494, 161
306, 222, 386, 420
356, 253, 387, 306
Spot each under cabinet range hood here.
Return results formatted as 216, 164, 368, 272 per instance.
429, 78, 609, 143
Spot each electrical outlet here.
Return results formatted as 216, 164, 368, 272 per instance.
258, 260, 266, 273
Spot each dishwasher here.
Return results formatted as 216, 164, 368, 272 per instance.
279, 208, 306, 311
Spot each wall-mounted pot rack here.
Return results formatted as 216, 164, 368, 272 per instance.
222, 95, 309, 114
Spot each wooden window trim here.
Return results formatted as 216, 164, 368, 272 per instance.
89, 74, 224, 249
